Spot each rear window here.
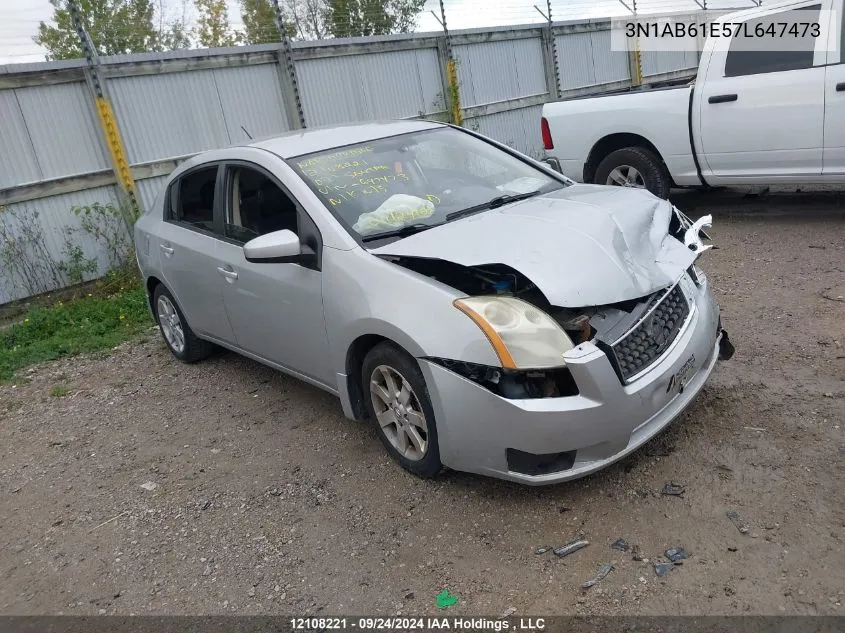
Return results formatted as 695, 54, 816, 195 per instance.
168, 166, 218, 231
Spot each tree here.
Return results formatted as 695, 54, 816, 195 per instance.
275, 0, 328, 40
35, 0, 163, 60
264, 0, 423, 40
325, 0, 424, 38
194, 0, 240, 47
240, 0, 293, 44
159, 19, 193, 49
157, 0, 194, 49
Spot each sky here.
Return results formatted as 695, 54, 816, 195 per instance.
0, 0, 753, 65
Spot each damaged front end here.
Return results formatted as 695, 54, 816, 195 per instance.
379, 202, 732, 398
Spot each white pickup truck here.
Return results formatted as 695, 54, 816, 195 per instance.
541, 0, 845, 198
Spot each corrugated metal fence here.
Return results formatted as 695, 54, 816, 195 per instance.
0, 13, 708, 304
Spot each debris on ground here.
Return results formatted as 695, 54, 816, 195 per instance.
727, 510, 750, 534
139, 481, 157, 491
631, 544, 646, 561
581, 564, 614, 589
611, 538, 630, 552
661, 482, 685, 496
500, 607, 516, 618
534, 546, 552, 555
665, 547, 689, 562
436, 589, 458, 609
553, 539, 589, 558
727, 547, 738, 552
654, 562, 675, 577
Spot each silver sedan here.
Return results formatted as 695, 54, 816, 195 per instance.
134, 120, 734, 485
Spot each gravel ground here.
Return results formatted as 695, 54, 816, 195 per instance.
1, 190, 843, 617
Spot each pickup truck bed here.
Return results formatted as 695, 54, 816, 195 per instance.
541, 0, 845, 198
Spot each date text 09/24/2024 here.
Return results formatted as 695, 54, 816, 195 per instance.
290, 617, 548, 631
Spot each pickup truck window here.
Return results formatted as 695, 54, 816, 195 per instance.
724, 4, 822, 77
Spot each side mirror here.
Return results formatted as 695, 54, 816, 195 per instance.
541, 157, 562, 174
244, 229, 315, 266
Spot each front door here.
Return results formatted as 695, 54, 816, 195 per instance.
215, 163, 332, 386
698, 2, 826, 181
823, 3, 845, 176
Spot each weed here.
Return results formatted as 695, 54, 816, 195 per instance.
50, 384, 70, 398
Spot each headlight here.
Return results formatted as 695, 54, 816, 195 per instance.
453, 296, 574, 369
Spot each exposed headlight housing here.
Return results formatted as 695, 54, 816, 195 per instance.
453, 296, 574, 369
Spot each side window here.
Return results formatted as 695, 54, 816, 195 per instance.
724, 5, 822, 77
169, 166, 218, 231
225, 166, 299, 244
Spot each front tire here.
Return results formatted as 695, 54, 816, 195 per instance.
594, 146, 671, 199
361, 342, 443, 478
152, 285, 213, 363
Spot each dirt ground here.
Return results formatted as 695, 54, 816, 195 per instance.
1, 189, 843, 617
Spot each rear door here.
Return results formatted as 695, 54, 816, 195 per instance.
823, 0, 845, 176
698, 2, 827, 181
156, 164, 236, 342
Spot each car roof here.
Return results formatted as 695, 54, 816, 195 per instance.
246, 119, 445, 159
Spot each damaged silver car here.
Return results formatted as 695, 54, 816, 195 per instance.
134, 120, 734, 485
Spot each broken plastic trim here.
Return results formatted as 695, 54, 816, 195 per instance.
425, 357, 579, 399
671, 206, 713, 256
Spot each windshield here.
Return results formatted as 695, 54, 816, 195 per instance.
291, 127, 566, 242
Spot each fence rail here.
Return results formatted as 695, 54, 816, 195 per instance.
0, 12, 718, 304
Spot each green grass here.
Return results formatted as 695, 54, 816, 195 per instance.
0, 284, 153, 382
50, 384, 70, 397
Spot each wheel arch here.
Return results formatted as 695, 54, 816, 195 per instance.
584, 133, 670, 185
343, 321, 439, 422
145, 275, 165, 316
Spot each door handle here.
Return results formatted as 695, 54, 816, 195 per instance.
837, 83, 845, 92
709, 94, 738, 104
160, 244, 174, 256
217, 266, 238, 280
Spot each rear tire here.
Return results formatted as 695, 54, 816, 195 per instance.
152, 284, 213, 363
361, 342, 443, 478
594, 146, 671, 199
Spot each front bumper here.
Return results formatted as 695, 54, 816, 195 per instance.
420, 274, 725, 485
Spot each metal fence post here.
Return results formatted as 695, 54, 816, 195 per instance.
537, 0, 561, 101
626, 0, 644, 86
67, 0, 140, 229
436, 0, 463, 126
270, 0, 306, 130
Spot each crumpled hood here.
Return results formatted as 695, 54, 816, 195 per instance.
371, 184, 698, 307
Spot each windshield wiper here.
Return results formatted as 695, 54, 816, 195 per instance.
360, 223, 442, 243
445, 190, 542, 222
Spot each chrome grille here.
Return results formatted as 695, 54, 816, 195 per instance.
611, 284, 690, 382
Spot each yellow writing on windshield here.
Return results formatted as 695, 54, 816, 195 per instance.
297, 146, 375, 169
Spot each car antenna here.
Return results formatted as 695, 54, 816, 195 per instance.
240, 125, 253, 140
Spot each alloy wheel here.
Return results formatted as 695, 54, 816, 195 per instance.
157, 295, 185, 354
369, 365, 428, 461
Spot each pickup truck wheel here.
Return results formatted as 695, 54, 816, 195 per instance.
595, 147, 670, 199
